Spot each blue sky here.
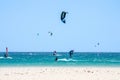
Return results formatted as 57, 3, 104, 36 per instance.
0, 0, 120, 52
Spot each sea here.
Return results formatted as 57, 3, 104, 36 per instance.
0, 52, 120, 67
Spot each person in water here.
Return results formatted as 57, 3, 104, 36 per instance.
55, 56, 58, 61
53, 51, 58, 61
53, 51, 57, 56
69, 50, 74, 58
4, 47, 8, 58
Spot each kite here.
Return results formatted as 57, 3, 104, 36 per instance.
61, 11, 68, 23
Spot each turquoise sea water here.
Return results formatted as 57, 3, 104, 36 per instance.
0, 52, 120, 67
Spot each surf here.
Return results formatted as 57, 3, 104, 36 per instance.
57, 58, 78, 62
0, 56, 13, 59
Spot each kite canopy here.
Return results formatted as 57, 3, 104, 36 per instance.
61, 11, 68, 23
94, 42, 100, 47
48, 32, 53, 36
37, 33, 39, 36
97, 43, 100, 45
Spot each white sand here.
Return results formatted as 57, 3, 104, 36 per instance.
0, 67, 120, 80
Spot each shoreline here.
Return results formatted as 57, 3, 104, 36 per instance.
0, 65, 120, 68
1, 65, 120, 67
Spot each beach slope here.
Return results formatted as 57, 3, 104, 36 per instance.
0, 67, 120, 80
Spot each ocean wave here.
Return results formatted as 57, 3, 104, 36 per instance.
58, 58, 78, 62
6, 57, 13, 59
93, 59, 120, 63
0, 56, 13, 59
29, 53, 33, 55
0, 56, 4, 59
105, 60, 120, 63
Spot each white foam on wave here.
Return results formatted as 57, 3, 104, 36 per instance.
0, 56, 4, 59
0, 56, 13, 59
6, 57, 13, 59
58, 58, 78, 62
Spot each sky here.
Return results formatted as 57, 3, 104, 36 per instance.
0, 0, 120, 52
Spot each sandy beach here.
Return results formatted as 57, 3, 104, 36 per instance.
0, 67, 120, 80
